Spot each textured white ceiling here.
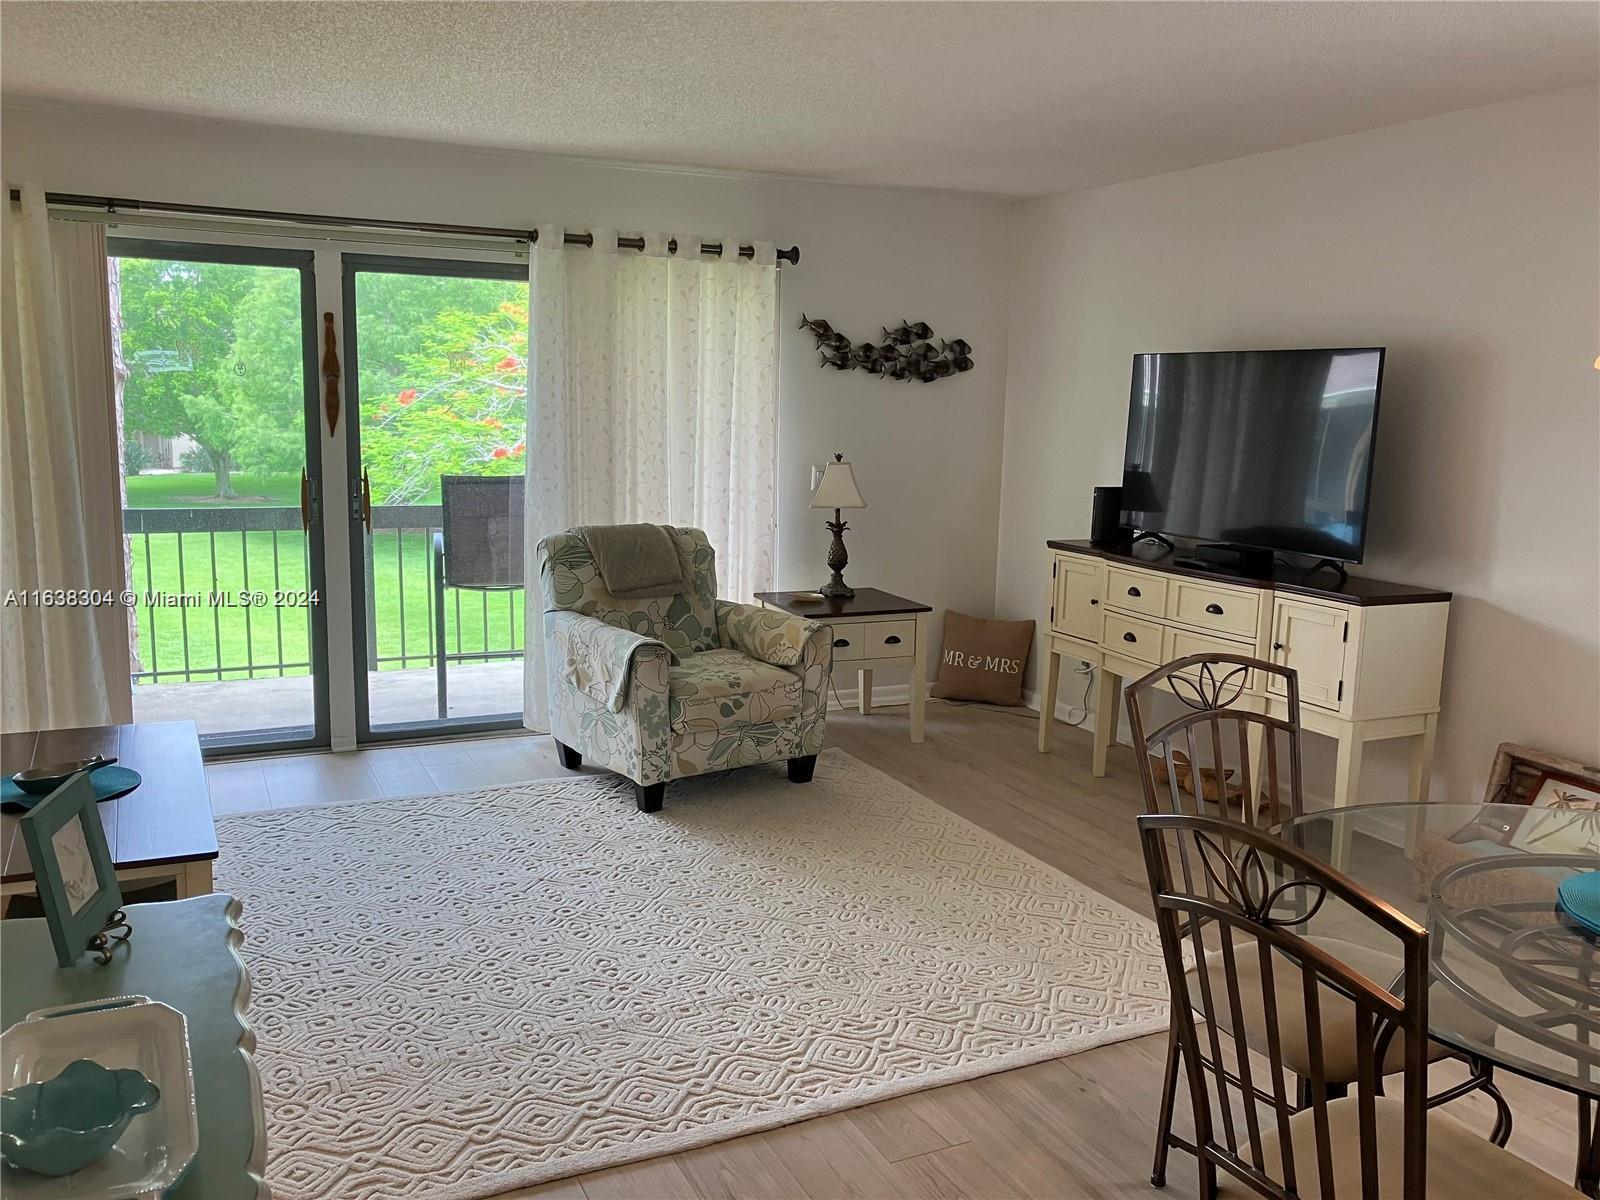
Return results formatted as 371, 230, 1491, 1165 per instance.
2, 1, 1594, 197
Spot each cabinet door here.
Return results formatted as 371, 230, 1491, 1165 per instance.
1268, 598, 1348, 711
1052, 555, 1103, 643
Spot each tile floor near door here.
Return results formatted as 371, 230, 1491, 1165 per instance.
208, 704, 1583, 1199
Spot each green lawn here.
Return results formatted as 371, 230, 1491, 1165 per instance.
125, 471, 301, 508
124, 474, 521, 682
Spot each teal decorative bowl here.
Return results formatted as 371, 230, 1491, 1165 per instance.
0, 1059, 161, 1176
1558, 870, 1600, 937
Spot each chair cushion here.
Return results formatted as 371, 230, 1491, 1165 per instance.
1250, 1095, 1581, 1199
1188, 937, 1496, 1082
668, 649, 801, 732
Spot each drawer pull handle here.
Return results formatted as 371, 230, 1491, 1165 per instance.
1127, 586, 1141, 597
1205, 603, 1224, 615
834, 638, 850, 648
1122, 631, 1137, 643
1273, 641, 1285, 652
883, 635, 902, 645
1089, 598, 1099, 606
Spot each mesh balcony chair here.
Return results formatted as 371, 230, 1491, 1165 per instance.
1138, 812, 1580, 1200
431, 475, 525, 718
1125, 654, 1506, 1189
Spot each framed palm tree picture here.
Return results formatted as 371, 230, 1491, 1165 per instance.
1508, 770, 1600, 856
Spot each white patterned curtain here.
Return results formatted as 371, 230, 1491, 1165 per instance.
1, 184, 132, 731
522, 227, 778, 730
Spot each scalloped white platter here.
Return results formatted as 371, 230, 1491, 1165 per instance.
1, 996, 198, 1199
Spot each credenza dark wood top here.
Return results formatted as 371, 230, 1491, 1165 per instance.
754, 587, 932, 619
1045, 539, 1452, 607
2, 720, 217, 884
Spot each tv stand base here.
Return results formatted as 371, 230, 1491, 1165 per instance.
1173, 543, 1273, 577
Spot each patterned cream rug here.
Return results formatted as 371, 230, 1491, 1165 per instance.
217, 748, 1168, 1200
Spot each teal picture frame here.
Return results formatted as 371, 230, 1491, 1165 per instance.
18, 773, 124, 967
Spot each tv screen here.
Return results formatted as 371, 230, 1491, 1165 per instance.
1120, 348, 1384, 563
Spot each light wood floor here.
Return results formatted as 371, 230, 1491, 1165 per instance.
212, 703, 1584, 1200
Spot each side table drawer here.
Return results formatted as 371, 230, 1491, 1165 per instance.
827, 622, 865, 660
862, 619, 916, 659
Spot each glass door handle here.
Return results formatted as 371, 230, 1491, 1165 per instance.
300, 469, 312, 531
361, 470, 373, 534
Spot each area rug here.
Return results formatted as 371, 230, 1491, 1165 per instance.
216, 748, 1169, 1200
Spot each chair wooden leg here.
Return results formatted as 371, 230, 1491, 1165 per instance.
554, 741, 582, 770
1152, 1022, 1181, 1187
635, 782, 664, 813
787, 755, 817, 783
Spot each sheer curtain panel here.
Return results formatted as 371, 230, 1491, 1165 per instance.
523, 227, 778, 731
1, 185, 131, 731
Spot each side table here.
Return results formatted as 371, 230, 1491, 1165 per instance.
0, 894, 268, 1198
755, 588, 932, 743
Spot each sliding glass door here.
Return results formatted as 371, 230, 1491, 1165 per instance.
111, 239, 330, 750
342, 255, 529, 741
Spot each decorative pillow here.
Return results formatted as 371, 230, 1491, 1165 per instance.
931, 610, 1034, 706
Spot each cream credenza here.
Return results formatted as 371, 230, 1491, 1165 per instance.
1037, 541, 1450, 844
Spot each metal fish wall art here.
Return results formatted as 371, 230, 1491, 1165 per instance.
799, 315, 973, 383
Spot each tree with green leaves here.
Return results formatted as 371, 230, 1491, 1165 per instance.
355, 274, 528, 504
116, 258, 304, 498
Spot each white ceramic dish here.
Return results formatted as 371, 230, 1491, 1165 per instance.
1, 996, 198, 1199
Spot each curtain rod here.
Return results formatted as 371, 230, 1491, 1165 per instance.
8, 189, 800, 266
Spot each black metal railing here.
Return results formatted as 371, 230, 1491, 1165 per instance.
124, 504, 523, 686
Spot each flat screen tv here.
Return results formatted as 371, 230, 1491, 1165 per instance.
1120, 347, 1384, 564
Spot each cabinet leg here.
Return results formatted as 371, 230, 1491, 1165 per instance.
1037, 649, 1062, 753
178, 859, 214, 899
909, 613, 929, 744
1405, 712, 1439, 855
1092, 668, 1120, 777
1331, 729, 1366, 871
858, 668, 874, 716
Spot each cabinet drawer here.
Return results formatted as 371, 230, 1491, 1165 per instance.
862, 619, 916, 659
1103, 612, 1165, 666
1168, 579, 1260, 638
1164, 627, 1257, 691
1105, 567, 1167, 617
827, 622, 864, 661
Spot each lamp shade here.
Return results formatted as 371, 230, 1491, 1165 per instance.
810, 458, 867, 510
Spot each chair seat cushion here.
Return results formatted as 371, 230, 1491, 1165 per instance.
668, 648, 801, 732
1188, 937, 1496, 1083
1251, 1095, 1581, 1199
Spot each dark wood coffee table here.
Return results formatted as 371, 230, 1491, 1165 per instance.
2, 721, 217, 911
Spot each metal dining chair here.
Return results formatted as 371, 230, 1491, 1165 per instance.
431, 475, 524, 718
1125, 653, 1507, 1188
1139, 812, 1582, 1200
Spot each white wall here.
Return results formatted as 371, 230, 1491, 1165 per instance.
997, 86, 1600, 802
1, 101, 1017, 692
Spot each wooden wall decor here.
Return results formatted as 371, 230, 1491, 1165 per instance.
321, 312, 341, 434
799, 316, 973, 383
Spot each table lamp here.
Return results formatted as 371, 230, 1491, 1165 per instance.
810, 452, 867, 599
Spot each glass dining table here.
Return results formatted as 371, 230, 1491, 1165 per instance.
1277, 801, 1599, 1195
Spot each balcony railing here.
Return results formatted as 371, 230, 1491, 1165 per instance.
123, 505, 523, 686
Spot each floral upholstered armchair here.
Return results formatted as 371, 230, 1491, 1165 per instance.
537, 526, 832, 812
